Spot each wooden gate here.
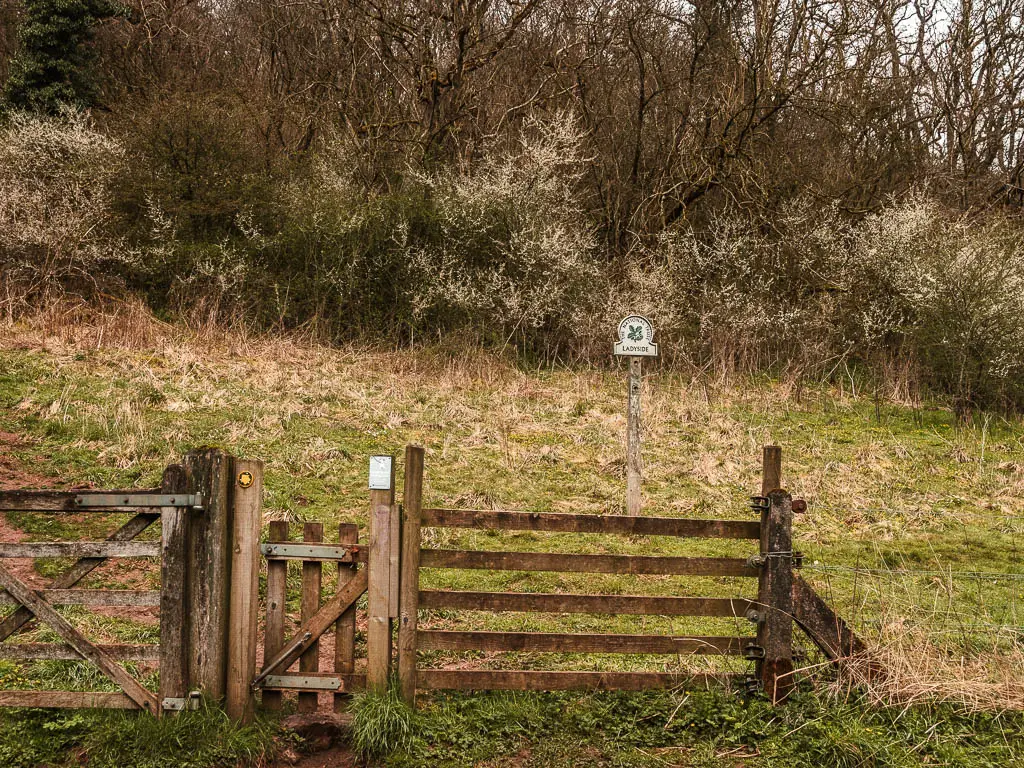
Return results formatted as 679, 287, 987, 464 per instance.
251, 521, 369, 711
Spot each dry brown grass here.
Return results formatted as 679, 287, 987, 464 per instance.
824, 624, 1024, 711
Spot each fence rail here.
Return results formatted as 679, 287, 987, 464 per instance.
422, 508, 761, 538
417, 590, 757, 616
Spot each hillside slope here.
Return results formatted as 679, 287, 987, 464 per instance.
0, 313, 1021, 766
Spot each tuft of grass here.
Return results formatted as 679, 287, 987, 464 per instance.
0, 697, 280, 768
350, 682, 416, 758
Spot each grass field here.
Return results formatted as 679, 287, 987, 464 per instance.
0, 309, 1022, 766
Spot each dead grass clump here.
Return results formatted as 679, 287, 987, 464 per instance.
831, 624, 1024, 711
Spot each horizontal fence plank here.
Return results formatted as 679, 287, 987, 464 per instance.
417, 670, 740, 691
0, 542, 160, 559
419, 591, 756, 616
259, 673, 366, 693
418, 631, 751, 655
423, 509, 761, 539
0, 489, 161, 513
420, 550, 757, 577
0, 690, 141, 709
0, 643, 160, 661
0, 590, 160, 607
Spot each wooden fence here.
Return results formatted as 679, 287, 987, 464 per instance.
0, 442, 867, 722
395, 445, 801, 704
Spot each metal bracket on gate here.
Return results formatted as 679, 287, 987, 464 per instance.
743, 644, 766, 661
262, 675, 342, 691
75, 493, 205, 511
162, 691, 202, 711
746, 554, 766, 569
749, 495, 769, 514
742, 676, 762, 695
260, 543, 359, 562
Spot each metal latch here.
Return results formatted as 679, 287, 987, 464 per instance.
746, 554, 766, 569
76, 493, 205, 510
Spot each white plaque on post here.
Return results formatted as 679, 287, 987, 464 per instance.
368, 455, 394, 490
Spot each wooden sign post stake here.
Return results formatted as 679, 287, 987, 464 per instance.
626, 357, 643, 516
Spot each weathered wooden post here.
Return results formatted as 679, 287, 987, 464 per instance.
367, 455, 395, 690
757, 446, 794, 703
261, 520, 289, 711
225, 459, 263, 723
158, 463, 189, 715
334, 522, 359, 713
298, 522, 324, 713
184, 448, 233, 699
398, 445, 424, 706
613, 315, 658, 516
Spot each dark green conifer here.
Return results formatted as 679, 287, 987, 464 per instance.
4, 0, 124, 113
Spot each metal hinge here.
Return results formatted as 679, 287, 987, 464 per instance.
742, 676, 761, 695
793, 551, 804, 568
260, 543, 358, 562
749, 495, 769, 514
746, 554, 766, 569
162, 691, 202, 711
262, 675, 341, 691
75, 493, 205, 511
743, 644, 766, 661
745, 609, 764, 625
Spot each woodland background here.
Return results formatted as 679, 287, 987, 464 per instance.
2, 0, 1024, 412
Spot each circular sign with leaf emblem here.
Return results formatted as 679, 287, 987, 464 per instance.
614, 315, 658, 357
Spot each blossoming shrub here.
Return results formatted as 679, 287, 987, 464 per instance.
0, 111, 137, 313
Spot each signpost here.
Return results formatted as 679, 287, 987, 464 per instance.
613, 316, 657, 515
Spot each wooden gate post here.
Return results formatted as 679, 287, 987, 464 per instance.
398, 445, 424, 706
184, 448, 233, 699
226, 459, 263, 723
158, 463, 189, 715
367, 456, 396, 691
757, 446, 794, 703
